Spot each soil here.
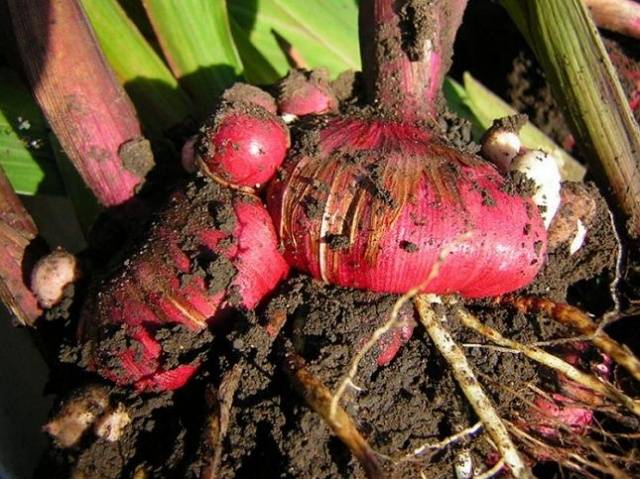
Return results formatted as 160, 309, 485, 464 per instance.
525, 182, 617, 301
29, 1, 640, 478
119, 137, 155, 180
39, 249, 625, 478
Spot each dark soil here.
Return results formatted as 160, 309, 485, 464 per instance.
40, 246, 623, 478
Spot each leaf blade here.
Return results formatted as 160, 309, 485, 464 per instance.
229, 0, 360, 81
82, 0, 194, 134
143, 0, 243, 112
0, 68, 64, 195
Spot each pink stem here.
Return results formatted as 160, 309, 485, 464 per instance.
0, 170, 42, 326
359, 0, 469, 120
8, 0, 154, 207
585, 0, 640, 40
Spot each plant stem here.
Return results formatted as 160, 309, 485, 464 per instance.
503, 0, 640, 237
584, 0, 640, 40
8, 0, 154, 207
0, 169, 41, 326
359, 0, 468, 120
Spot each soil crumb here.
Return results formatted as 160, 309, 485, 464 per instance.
119, 137, 154, 179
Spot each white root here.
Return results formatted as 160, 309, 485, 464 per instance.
600, 207, 624, 330
473, 459, 505, 479
415, 295, 532, 479
453, 303, 640, 417
329, 291, 416, 420
329, 236, 470, 420
507, 420, 630, 479
407, 421, 482, 459
454, 449, 473, 479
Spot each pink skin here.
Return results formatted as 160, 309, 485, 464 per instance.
631, 92, 640, 112
585, 0, 640, 40
376, 312, 417, 366
279, 85, 337, 116
277, 72, 338, 116
199, 112, 289, 187
267, 1, 544, 298
529, 394, 594, 438
268, 118, 547, 297
634, 17, 640, 36
524, 343, 610, 442
80, 193, 289, 391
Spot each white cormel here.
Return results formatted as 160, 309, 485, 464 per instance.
481, 129, 521, 172
30, 249, 79, 309
511, 149, 562, 229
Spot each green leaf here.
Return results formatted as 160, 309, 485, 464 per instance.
228, 14, 281, 85
442, 78, 486, 140
462, 72, 585, 181
82, 0, 194, 134
143, 0, 243, 113
229, 0, 360, 83
0, 68, 64, 195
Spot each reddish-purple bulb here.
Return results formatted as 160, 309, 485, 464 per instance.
267, 117, 547, 298
196, 104, 290, 188
79, 182, 289, 391
277, 69, 338, 117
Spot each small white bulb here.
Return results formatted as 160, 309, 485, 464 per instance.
94, 404, 131, 442
481, 129, 521, 172
281, 113, 298, 124
31, 248, 80, 309
511, 149, 562, 229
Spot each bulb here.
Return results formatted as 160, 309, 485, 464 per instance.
30, 248, 80, 309
277, 69, 338, 117
481, 128, 521, 172
267, 117, 547, 298
79, 179, 289, 391
511, 149, 562, 229
195, 103, 290, 188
